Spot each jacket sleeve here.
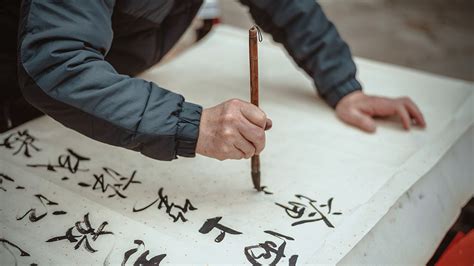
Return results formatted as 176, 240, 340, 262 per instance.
240, 0, 362, 107
17, 0, 201, 161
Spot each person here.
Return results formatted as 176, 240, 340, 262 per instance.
1, 0, 425, 161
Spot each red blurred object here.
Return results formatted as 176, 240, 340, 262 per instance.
211, 18, 221, 25
436, 230, 474, 266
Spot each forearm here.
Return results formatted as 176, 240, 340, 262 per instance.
240, 0, 362, 107
18, 0, 201, 160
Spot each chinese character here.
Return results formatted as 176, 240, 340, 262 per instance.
0, 130, 41, 158
0, 173, 14, 192
27, 148, 90, 174
276, 195, 342, 227
0, 238, 31, 257
244, 230, 298, 265
133, 187, 197, 223
121, 240, 166, 265
46, 213, 113, 253
77, 168, 140, 198
0, 238, 37, 265
17, 194, 67, 223
199, 216, 242, 243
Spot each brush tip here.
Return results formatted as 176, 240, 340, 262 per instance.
252, 171, 261, 191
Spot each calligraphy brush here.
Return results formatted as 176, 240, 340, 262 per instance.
249, 25, 262, 191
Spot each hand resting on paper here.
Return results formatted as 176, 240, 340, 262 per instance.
196, 99, 272, 161
335, 91, 426, 133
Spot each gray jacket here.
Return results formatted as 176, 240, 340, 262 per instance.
17, 0, 361, 161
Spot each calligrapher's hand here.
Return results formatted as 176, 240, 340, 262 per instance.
335, 91, 426, 132
196, 99, 272, 160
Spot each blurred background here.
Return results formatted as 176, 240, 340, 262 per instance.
192, 0, 473, 81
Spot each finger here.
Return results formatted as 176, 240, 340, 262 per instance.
234, 136, 256, 159
228, 146, 245, 160
364, 97, 396, 116
240, 104, 267, 128
238, 122, 265, 155
265, 118, 272, 130
403, 99, 426, 128
343, 109, 376, 133
395, 105, 411, 130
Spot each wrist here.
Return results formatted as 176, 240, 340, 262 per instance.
175, 102, 202, 158
322, 78, 362, 108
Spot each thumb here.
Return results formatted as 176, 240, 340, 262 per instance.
264, 118, 272, 130
343, 109, 376, 133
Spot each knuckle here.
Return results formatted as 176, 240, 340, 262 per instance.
223, 113, 237, 124
222, 128, 234, 138
228, 98, 242, 107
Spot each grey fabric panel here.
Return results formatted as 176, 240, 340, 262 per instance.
18, 63, 178, 160
240, 0, 362, 107
17, 0, 202, 160
107, 0, 203, 76
113, 0, 175, 25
